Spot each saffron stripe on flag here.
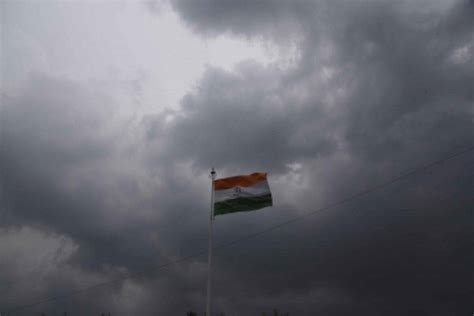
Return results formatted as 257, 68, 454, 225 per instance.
214, 172, 267, 190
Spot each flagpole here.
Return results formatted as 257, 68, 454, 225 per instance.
206, 167, 216, 316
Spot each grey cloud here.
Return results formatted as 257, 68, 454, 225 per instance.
152, 61, 337, 174
0, 73, 195, 313
170, 0, 309, 41
162, 0, 474, 179
1, 0, 473, 315
150, 0, 473, 314
0, 70, 227, 314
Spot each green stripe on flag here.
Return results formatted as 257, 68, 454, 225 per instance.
214, 194, 272, 216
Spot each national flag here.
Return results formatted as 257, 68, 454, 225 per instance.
214, 172, 272, 216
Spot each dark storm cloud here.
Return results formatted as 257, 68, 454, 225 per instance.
0, 73, 212, 314
171, 0, 308, 40
157, 0, 473, 314
1, 0, 473, 315
152, 61, 337, 174
1, 69, 251, 315
168, 0, 473, 168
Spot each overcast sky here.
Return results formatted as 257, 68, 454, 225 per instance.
1, 0, 473, 315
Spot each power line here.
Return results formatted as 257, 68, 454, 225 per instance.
3, 144, 474, 313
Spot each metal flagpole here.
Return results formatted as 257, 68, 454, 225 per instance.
206, 168, 216, 316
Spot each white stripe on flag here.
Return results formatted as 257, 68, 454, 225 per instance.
214, 180, 270, 203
